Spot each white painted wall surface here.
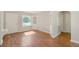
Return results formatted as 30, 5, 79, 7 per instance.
0, 12, 1, 30
71, 11, 79, 43
0, 11, 4, 31
35, 11, 51, 33
5, 12, 19, 33
59, 12, 71, 33
5, 12, 35, 33
18, 13, 34, 32
1, 11, 55, 35
64, 12, 71, 33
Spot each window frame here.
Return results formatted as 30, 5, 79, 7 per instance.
32, 16, 38, 24
22, 15, 32, 27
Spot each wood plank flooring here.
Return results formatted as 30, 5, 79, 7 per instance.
1, 30, 79, 47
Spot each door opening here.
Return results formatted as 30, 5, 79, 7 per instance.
59, 11, 71, 40
59, 11, 71, 33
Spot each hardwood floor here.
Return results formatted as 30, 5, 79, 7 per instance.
1, 30, 79, 47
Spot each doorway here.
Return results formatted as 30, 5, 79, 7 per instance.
59, 11, 71, 33
59, 11, 71, 40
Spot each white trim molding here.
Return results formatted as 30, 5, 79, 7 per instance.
71, 40, 79, 44
0, 39, 3, 45
0, 29, 8, 45
51, 32, 61, 38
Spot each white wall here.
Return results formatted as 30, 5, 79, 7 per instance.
71, 11, 79, 43
32, 11, 61, 38
0, 11, 4, 31
18, 12, 35, 32
5, 12, 19, 33
65, 12, 71, 33
59, 12, 71, 33
4, 12, 36, 33
35, 11, 51, 33
0, 12, 1, 30
1, 11, 61, 37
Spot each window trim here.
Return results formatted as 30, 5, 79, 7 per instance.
31, 15, 38, 24
22, 15, 32, 27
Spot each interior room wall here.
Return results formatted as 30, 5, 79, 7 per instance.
5, 12, 19, 33
1, 11, 60, 36
0, 11, 4, 31
64, 12, 71, 33
0, 12, 1, 30
4, 11, 36, 33
18, 12, 35, 32
35, 11, 51, 33
59, 12, 64, 32
71, 11, 79, 43
59, 11, 71, 33
0, 12, 2, 44
1, 11, 50, 34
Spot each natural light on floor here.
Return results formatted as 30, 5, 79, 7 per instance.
24, 31, 36, 36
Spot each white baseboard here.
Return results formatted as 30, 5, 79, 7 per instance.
0, 39, 3, 45
71, 40, 79, 44
51, 32, 61, 38
0, 29, 7, 45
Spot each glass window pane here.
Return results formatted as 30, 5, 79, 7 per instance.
22, 16, 31, 26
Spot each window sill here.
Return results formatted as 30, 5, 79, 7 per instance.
23, 26, 32, 27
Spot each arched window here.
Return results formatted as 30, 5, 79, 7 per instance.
22, 16, 32, 27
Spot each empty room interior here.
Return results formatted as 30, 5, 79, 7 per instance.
0, 11, 79, 47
